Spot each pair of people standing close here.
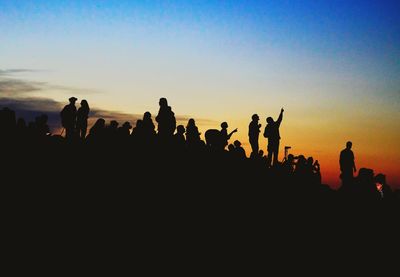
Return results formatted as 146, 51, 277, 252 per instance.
249, 108, 284, 167
61, 97, 90, 140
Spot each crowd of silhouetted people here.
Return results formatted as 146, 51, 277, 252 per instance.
1, 97, 399, 208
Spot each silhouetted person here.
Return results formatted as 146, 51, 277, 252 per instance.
106, 120, 119, 140
282, 154, 296, 174
156, 98, 176, 138
340, 141, 356, 185
220, 122, 237, 149
374, 174, 393, 201
142, 112, 156, 139
306, 156, 321, 185
356, 168, 380, 202
228, 143, 236, 159
88, 118, 106, 141
60, 97, 78, 140
264, 108, 284, 167
131, 119, 144, 142
249, 114, 261, 157
118, 122, 132, 138
186, 118, 201, 147
174, 125, 186, 148
233, 140, 246, 159
294, 155, 307, 176
76, 100, 90, 139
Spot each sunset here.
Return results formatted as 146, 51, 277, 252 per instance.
2, 1, 400, 268
1, 0, 399, 189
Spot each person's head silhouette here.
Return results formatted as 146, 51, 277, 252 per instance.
159, 98, 168, 107
188, 118, 195, 126
110, 120, 119, 129
176, 125, 185, 135
80, 99, 89, 109
144, 111, 152, 120
346, 141, 352, 150
69, 97, 77, 104
221, 122, 228, 129
135, 119, 143, 128
234, 140, 241, 148
122, 121, 132, 130
252, 114, 259, 121
267, 117, 273, 124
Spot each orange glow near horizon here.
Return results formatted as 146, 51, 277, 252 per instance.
2, 1, 399, 189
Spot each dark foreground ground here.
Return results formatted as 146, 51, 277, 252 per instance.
1, 136, 399, 272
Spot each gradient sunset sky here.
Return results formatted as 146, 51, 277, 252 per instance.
1, 0, 399, 188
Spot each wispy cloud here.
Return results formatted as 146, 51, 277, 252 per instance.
0, 78, 44, 96
0, 68, 101, 97
0, 69, 39, 76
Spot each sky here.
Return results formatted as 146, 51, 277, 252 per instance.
1, 0, 399, 188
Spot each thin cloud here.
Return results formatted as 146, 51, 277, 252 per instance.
0, 68, 101, 97
0, 69, 39, 76
175, 115, 217, 126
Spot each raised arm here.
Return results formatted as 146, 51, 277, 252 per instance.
227, 128, 238, 139
277, 108, 284, 126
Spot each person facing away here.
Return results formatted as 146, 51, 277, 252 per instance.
174, 125, 186, 148
60, 97, 78, 140
142, 111, 156, 138
118, 121, 132, 138
155, 97, 176, 138
76, 99, 90, 139
131, 119, 143, 138
186, 118, 201, 146
248, 114, 261, 157
263, 108, 284, 167
340, 141, 356, 181
220, 122, 237, 149
88, 118, 106, 141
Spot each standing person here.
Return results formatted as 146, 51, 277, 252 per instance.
142, 111, 156, 139
248, 114, 261, 158
76, 99, 90, 139
186, 118, 201, 147
155, 97, 176, 138
340, 141, 357, 184
263, 108, 284, 167
220, 122, 237, 149
60, 97, 78, 140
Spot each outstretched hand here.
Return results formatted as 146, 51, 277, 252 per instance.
281, 108, 284, 113
233, 128, 238, 133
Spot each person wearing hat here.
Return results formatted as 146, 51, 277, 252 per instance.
248, 113, 261, 157
60, 97, 78, 140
